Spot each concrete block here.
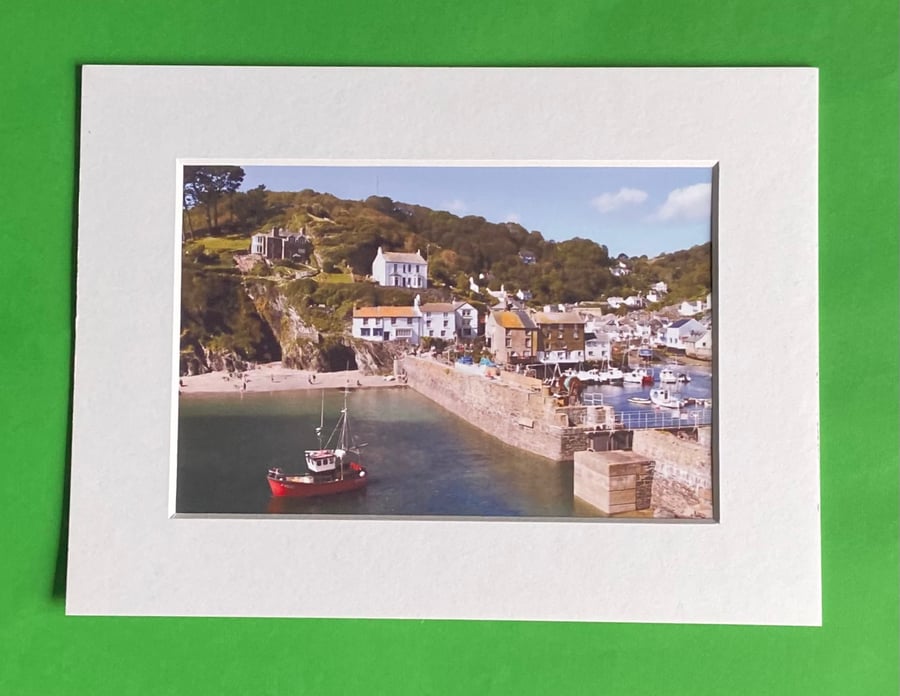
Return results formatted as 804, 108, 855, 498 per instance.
609, 488, 636, 505
608, 475, 636, 491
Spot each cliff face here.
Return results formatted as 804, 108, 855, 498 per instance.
244, 279, 405, 374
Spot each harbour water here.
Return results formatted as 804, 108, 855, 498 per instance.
176, 365, 712, 518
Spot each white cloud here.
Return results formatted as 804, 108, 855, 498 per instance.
590, 187, 648, 213
443, 199, 467, 215
650, 183, 712, 222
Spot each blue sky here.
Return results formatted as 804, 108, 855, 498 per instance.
239, 165, 713, 257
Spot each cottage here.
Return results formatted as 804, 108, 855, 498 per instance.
250, 227, 311, 260
678, 299, 706, 316
371, 247, 428, 288
585, 333, 611, 362
418, 302, 457, 341
606, 296, 624, 309
351, 306, 420, 344
533, 311, 587, 364
453, 301, 479, 339
664, 318, 706, 352
684, 329, 713, 360
485, 310, 538, 365
518, 249, 537, 265
610, 261, 631, 277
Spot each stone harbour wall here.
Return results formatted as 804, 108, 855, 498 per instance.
402, 356, 600, 461
633, 428, 713, 518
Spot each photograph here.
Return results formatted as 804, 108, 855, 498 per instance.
176, 163, 715, 519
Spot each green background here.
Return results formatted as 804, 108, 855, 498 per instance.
2, 1, 897, 694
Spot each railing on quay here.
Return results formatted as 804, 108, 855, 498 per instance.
613, 408, 712, 431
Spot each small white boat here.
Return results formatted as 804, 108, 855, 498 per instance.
628, 396, 652, 405
650, 387, 686, 409
659, 366, 678, 384
623, 367, 654, 385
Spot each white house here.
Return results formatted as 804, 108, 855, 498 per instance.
352, 306, 421, 344
371, 247, 428, 288
585, 333, 611, 361
419, 302, 456, 341
611, 261, 631, 277
606, 296, 624, 309
453, 301, 479, 339
624, 294, 643, 308
651, 281, 668, 294
678, 299, 705, 316
664, 318, 706, 351
684, 329, 713, 360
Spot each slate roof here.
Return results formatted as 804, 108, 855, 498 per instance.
382, 250, 426, 264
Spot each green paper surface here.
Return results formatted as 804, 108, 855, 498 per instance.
1, 2, 897, 694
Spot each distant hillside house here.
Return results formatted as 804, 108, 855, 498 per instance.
485, 310, 538, 365
250, 227, 311, 260
453, 301, 479, 339
606, 296, 624, 309
351, 306, 420, 344
664, 318, 706, 352
534, 311, 587, 364
518, 249, 537, 264
678, 299, 705, 316
372, 247, 427, 288
611, 261, 631, 277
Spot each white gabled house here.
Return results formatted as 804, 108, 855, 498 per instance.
419, 302, 456, 341
664, 318, 706, 351
684, 329, 713, 360
371, 247, 428, 288
678, 299, 706, 316
453, 301, 479, 339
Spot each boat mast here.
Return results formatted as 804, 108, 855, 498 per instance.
315, 389, 324, 449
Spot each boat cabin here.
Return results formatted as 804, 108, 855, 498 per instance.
305, 450, 339, 472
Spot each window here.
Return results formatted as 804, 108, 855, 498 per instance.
407, 317, 412, 325
462, 309, 471, 316
505, 335, 512, 348
362, 318, 369, 325
573, 330, 579, 339
443, 320, 448, 327
391, 318, 397, 325
440, 330, 445, 337
395, 328, 411, 338
373, 328, 383, 336
360, 328, 371, 336
426, 320, 432, 326
429, 330, 434, 336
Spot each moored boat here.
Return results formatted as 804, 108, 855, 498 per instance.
659, 366, 678, 384
623, 367, 654, 385
627, 396, 652, 405
649, 387, 686, 409
267, 389, 368, 498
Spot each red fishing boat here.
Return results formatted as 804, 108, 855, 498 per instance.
267, 389, 368, 497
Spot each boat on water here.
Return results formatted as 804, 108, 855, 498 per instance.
676, 372, 691, 383
659, 366, 678, 383
623, 367, 654, 385
649, 387, 686, 409
267, 389, 368, 498
628, 396, 652, 405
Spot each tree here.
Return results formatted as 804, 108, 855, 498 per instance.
231, 184, 269, 230
183, 165, 246, 233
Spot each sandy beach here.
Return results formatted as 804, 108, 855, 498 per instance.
179, 362, 406, 395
